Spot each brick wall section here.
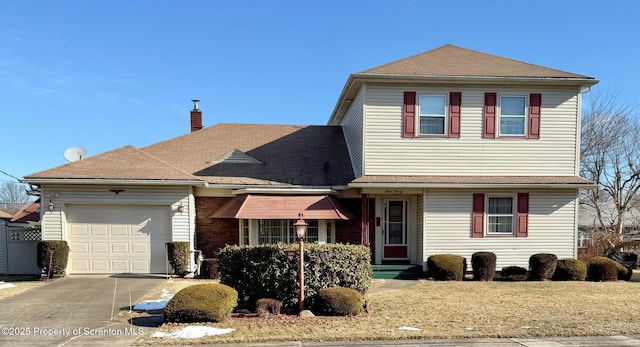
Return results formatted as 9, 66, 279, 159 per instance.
335, 198, 375, 261
195, 197, 238, 257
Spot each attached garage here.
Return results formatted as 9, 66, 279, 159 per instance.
66, 205, 171, 274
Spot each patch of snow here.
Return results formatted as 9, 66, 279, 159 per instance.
465, 326, 474, 331
520, 325, 532, 329
152, 326, 234, 339
133, 288, 174, 311
0, 282, 16, 290
399, 326, 422, 331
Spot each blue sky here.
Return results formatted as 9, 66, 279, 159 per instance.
1, 1, 639, 182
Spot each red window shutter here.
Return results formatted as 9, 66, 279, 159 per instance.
403, 92, 416, 138
449, 92, 461, 138
528, 94, 541, 139
516, 193, 529, 237
483, 93, 496, 139
472, 193, 485, 238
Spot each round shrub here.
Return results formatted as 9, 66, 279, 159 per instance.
164, 283, 238, 323
37, 240, 70, 278
314, 287, 363, 316
166, 242, 190, 277
501, 266, 528, 281
552, 258, 587, 281
586, 257, 627, 282
529, 253, 558, 281
427, 254, 466, 281
471, 252, 497, 281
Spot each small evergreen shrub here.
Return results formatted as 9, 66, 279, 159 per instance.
314, 287, 363, 316
218, 243, 371, 308
164, 283, 237, 323
166, 242, 190, 277
552, 258, 587, 281
471, 252, 497, 281
586, 257, 626, 282
255, 298, 282, 317
501, 266, 528, 281
529, 253, 558, 281
198, 258, 219, 279
37, 240, 70, 278
427, 254, 466, 281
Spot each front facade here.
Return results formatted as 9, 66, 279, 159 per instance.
23, 45, 597, 274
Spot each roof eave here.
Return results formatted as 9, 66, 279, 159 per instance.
349, 182, 597, 189
328, 73, 599, 124
22, 178, 206, 186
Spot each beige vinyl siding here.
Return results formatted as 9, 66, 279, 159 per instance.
416, 191, 424, 265
364, 85, 579, 176
340, 86, 365, 177
423, 189, 577, 269
41, 185, 192, 246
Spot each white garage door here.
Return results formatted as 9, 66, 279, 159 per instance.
66, 205, 170, 274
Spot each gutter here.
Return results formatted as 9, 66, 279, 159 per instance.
348, 182, 597, 190
21, 178, 207, 186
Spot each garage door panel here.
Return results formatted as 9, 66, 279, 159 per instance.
67, 205, 170, 274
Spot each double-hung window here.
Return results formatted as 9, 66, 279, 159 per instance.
419, 95, 447, 135
499, 96, 526, 136
257, 219, 319, 244
486, 196, 515, 235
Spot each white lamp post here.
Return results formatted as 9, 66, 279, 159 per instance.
294, 213, 308, 313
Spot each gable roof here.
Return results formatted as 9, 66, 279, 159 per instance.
361, 44, 593, 79
24, 124, 355, 188
24, 145, 202, 184
0, 210, 12, 219
329, 44, 598, 124
10, 199, 40, 223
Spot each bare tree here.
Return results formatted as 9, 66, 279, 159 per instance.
580, 91, 640, 253
0, 181, 31, 215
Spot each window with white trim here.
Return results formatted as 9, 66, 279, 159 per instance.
419, 94, 447, 135
499, 95, 526, 136
486, 196, 515, 235
257, 219, 319, 244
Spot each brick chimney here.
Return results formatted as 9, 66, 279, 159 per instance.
190, 99, 202, 132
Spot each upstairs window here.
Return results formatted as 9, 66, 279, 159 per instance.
419, 95, 447, 135
499, 96, 526, 136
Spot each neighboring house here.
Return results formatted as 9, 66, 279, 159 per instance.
0, 200, 41, 274
23, 45, 597, 274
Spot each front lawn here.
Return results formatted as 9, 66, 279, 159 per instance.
138, 278, 640, 344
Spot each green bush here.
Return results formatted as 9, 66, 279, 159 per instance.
471, 252, 496, 281
314, 287, 363, 316
552, 258, 587, 281
586, 257, 627, 282
529, 253, 558, 281
166, 242, 190, 277
501, 266, 528, 281
217, 243, 372, 308
37, 240, 70, 278
427, 254, 466, 281
164, 283, 237, 323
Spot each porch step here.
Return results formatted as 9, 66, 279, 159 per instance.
372, 265, 421, 280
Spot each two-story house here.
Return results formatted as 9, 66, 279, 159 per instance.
17, 45, 597, 275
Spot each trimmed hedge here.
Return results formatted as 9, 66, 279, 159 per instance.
471, 252, 496, 281
586, 257, 628, 282
166, 242, 190, 277
501, 266, 528, 281
164, 283, 237, 323
552, 258, 587, 281
37, 240, 70, 278
198, 258, 219, 279
217, 243, 372, 308
314, 287, 363, 316
529, 253, 558, 281
427, 254, 466, 281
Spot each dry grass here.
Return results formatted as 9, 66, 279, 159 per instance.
0, 275, 47, 300
137, 279, 640, 345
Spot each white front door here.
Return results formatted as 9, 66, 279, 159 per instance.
382, 199, 409, 260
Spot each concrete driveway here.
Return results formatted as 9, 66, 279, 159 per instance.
0, 275, 164, 347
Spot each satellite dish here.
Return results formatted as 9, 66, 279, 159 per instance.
63, 146, 87, 162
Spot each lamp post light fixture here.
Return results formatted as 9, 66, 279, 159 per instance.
293, 213, 308, 313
